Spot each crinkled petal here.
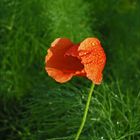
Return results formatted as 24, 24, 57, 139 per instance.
65, 44, 79, 58
45, 38, 84, 83
78, 38, 106, 84
46, 68, 73, 83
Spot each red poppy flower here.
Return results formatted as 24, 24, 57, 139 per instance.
45, 38, 106, 84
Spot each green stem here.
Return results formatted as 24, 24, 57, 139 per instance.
75, 83, 95, 140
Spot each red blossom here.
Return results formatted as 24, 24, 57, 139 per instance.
45, 38, 106, 84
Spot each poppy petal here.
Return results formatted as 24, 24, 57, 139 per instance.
45, 38, 85, 83
78, 38, 106, 84
46, 67, 73, 83
65, 44, 79, 58
45, 38, 74, 83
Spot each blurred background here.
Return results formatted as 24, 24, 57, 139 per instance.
0, 0, 140, 139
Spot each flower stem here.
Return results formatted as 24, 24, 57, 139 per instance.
75, 83, 95, 140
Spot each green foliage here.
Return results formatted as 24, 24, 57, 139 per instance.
0, 0, 140, 140
0, 0, 48, 98
45, 0, 93, 42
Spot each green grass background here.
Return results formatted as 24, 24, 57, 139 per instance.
0, 0, 140, 139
